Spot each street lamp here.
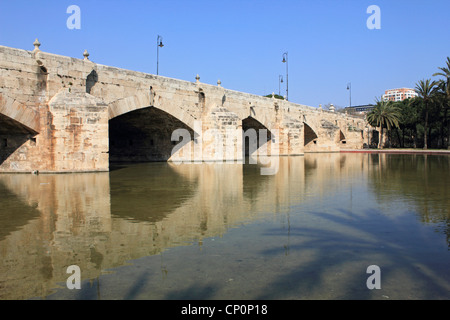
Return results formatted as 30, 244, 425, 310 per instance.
282, 52, 288, 101
157, 35, 164, 75
279, 75, 283, 96
347, 82, 352, 108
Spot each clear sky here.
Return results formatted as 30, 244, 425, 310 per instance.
1, 0, 449, 108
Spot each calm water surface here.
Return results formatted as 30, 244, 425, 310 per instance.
0, 153, 449, 300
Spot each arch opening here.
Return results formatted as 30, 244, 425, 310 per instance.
108, 106, 195, 163
338, 130, 346, 144
242, 116, 272, 157
370, 130, 380, 148
304, 123, 318, 146
0, 113, 38, 166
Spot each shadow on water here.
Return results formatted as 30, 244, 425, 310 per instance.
256, 206, 450, 300
1, 153, 449, 300
44, 154, 450, 300
164, 284, 218, 300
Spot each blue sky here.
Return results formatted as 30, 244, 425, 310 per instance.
1, 0, 449, 108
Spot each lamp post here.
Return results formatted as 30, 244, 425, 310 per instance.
279, 75, 283, 96
282, 52, 288, 101
347, 82, 352, 108
157, 35, 164, 75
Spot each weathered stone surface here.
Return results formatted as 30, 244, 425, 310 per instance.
0, 90, 40, 133
0, 44, 368, 172
48, 88, 108, 172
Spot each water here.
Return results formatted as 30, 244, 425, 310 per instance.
0, 153, 449, 300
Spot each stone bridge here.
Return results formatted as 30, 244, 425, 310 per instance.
0, 41, 367, 173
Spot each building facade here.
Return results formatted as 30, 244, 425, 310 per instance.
344, 104, 375, 115
382, 88, 418, 102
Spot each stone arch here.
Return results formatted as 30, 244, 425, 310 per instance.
303, 122, 318, 147
370, 129, 380, 148
337, 129, 346, 144
237, 105, 273, 131
0, 92, 40, 134
0, 92, 40, 167
108, 93, 197, 163
108, 93, 196, 130
242, 116, 272, 157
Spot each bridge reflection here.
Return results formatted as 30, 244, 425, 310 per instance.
0, 153, 448, 299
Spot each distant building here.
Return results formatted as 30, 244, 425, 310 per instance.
344, 104, 375, 115
382, 88, 418, 102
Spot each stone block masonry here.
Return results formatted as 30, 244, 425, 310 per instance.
0, 42, 367, 173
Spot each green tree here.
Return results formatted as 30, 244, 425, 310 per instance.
433, 81, 449, 148
404, 98, 424, 148
414, 79, 439, 149
367, 100, 401, 149
433, 57, 450, 97
392, 99, 417, 147
433, 57, 450, 149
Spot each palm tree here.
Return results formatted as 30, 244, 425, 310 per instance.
367, 99, 401, 149
433, 57, 450, 149
433, 57, 450, 97
415, 79, 438, 149
432, 81, 449, 148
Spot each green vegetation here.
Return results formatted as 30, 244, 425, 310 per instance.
367, 57, 450, 149
366, 100, 401, 149
264, 94, 285, 100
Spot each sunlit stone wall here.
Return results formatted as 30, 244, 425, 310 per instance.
0, 43, 367, 172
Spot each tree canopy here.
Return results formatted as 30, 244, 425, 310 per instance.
367, 57, 450, 149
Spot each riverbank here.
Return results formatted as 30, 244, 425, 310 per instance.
341, 148, 450, 155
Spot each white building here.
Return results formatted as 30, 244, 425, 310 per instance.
382, 88, 418, 102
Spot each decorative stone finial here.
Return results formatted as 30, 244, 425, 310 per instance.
33, 38, 41, 51
329, 104, 335, 112
217, 79, 221, 87
195, 74, 200, 83
83, 50, 89, 61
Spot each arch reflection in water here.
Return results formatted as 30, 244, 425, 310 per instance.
0, 153, 449, 300
0, 173, 111, 299
0, 159, 295, 299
